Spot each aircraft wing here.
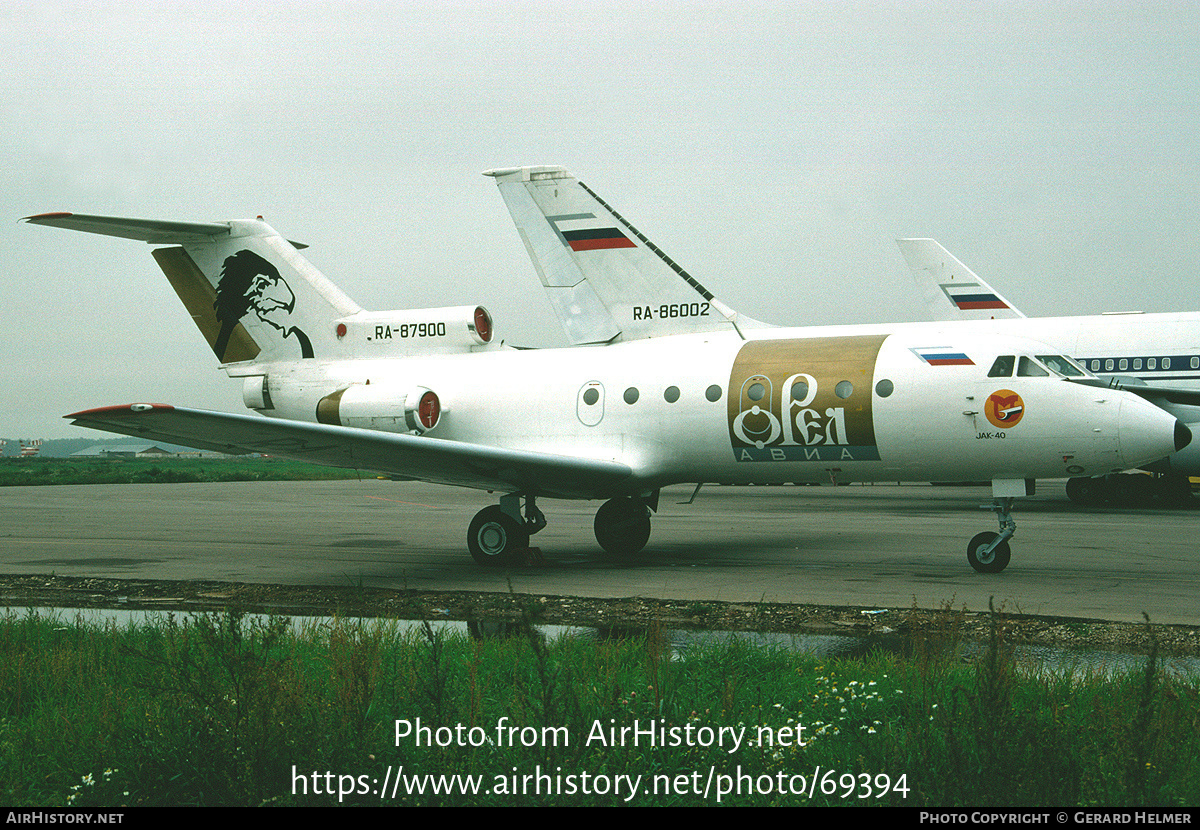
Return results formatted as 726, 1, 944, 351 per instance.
1066, 377, 1200, 408
66, 404, 633, 500
898, 239, 1024, 321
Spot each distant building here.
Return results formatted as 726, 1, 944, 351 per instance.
72, 442, 175, 458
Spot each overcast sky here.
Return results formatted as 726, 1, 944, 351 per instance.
3, 1, 1199, 438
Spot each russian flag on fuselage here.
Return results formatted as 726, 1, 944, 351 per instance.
913, 347, 975, 366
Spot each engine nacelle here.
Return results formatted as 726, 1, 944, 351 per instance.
334, 305, 493, 355
316, 383, 443, 434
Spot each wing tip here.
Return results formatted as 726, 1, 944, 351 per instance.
23, 212, 74, 223
66, 403, 175, 420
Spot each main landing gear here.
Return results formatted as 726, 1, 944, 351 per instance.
1066, 473, 1193, 508
594, 496, 653, 557
467, 494, 545, 565
467, 493, 657, 565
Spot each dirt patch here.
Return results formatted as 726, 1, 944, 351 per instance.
2, 573, 1199, 658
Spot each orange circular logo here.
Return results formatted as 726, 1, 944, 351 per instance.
985, 389, 1025, 429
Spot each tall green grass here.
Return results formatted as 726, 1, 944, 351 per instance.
1, 604, 1197, 806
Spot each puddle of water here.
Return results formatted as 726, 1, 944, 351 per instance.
6, 606, 1198, 678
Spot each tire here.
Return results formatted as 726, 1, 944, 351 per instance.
1112, 474, 1154, 507
967, 531, 1011, 573
467, 505, 528, 566
594, 497, 651, 557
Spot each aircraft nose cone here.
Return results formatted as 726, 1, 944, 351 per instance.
1175, 420, 1192, 453
1116, 397, 1188, 469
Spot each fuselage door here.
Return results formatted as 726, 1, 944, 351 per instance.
577, 381, 605, 426
971, 354, 1022, 436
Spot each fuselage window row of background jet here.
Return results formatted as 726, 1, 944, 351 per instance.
1081, 355, 1200, 374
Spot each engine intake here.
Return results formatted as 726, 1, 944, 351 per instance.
333, 305, 493, 354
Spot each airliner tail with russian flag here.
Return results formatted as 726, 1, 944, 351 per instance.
486, 166, 769, 344
898, 238, 1025, 322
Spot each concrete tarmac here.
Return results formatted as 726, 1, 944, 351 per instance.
2, 479, 1198, 625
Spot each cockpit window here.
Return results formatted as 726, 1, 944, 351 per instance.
1017, 356, 1050, 377
1036, 354, 1087, 377
988, 355, 1015, 377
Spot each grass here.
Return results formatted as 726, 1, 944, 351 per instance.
0, 457, 364, 486
1, 603, 1198, 807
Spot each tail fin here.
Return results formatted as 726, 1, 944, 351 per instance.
24, 213, 361, 364
484, 166, 765, 343
897, 238, 1025, 321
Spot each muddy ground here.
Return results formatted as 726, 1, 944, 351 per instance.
3, 573, 1200, 659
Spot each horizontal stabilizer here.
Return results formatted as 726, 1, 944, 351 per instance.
24, 213, 232, 243
23, 212, 308, 248
28, 212, 350, 365
66, 404, 633, 500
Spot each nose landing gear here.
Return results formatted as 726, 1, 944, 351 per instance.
967, 495, 1016, 573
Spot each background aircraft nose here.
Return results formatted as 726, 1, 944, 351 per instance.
1117, 396, 1190, 469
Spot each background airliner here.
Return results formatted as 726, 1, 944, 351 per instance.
900, 238, 1200, 505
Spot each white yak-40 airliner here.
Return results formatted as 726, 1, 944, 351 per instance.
25, 166, 1191, 573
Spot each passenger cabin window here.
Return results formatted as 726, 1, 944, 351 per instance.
1017, 356, 1050, 377
988, 355, 1015, 377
